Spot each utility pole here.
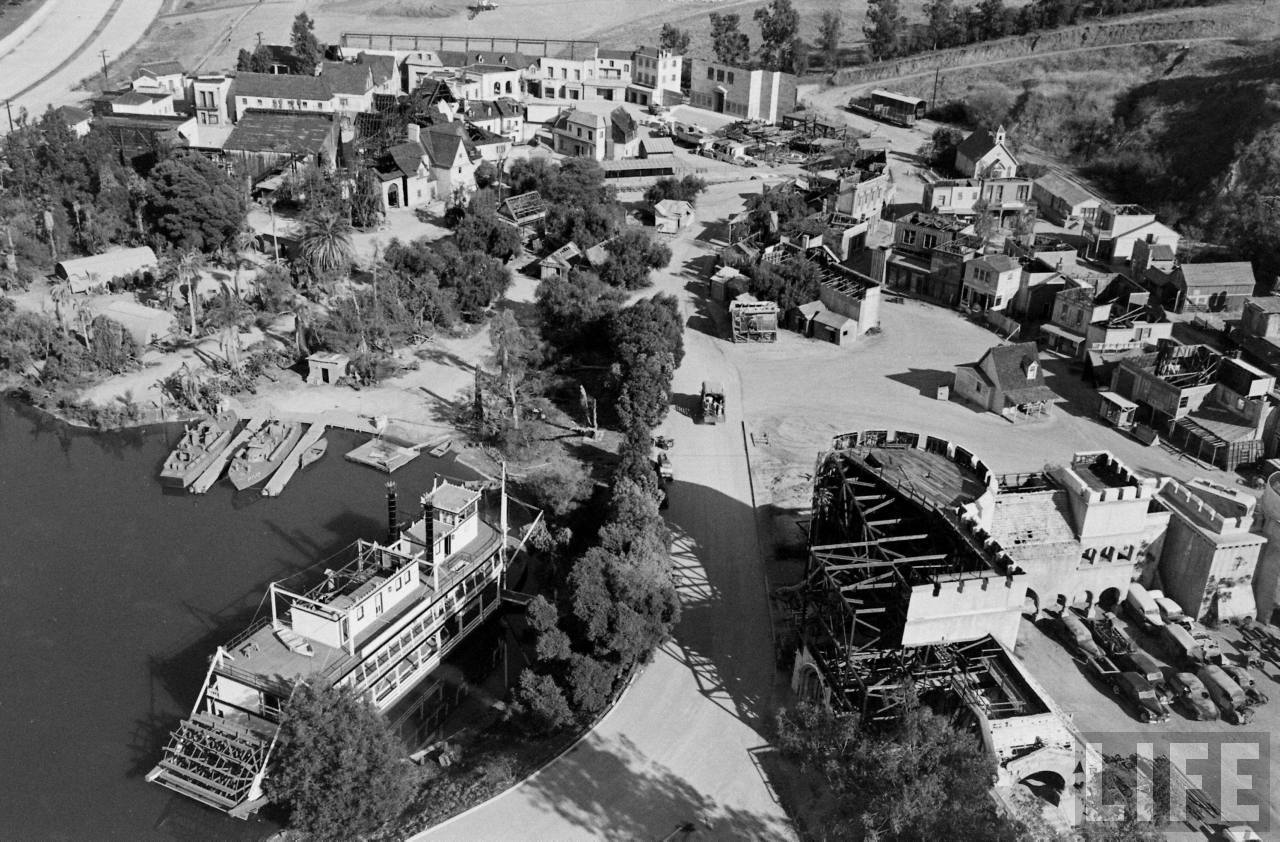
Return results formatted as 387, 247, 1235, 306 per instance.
99, 50, 110, 90
255, 31, 263, 47
3, 100, 12, 132
930, 67, 941, 110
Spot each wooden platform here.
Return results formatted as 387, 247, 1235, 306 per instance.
189, 419, 264, 494
867, 447, 987, 509
345, 437, 420, 473
261, 423, 326, 497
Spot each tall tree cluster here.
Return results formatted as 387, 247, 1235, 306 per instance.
516, 294, 684, 732
775, 701, 1028, 840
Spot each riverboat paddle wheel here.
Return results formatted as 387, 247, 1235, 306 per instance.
147, 713, 274, 814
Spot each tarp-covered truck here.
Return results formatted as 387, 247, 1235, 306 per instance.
700, 380, 725, 424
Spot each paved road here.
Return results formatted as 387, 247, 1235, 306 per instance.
0, 0, 164, 117
418, 186, 795, 841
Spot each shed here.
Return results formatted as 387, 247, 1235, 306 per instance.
709, 265, 748, 302
56, 247, 158, 294
653, 199, 695, 235
306, 352, 351, 385
638, 136, 676, 158
87, 298, 175, 345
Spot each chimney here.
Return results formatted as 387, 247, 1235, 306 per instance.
422, 491, 435, 565
406, 123, 421, 144
386, 481, 398, 544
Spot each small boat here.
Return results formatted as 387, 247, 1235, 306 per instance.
160, 410, 238, 488
300, 438, 328, 469
427, 438, 451, 458
228, 420, 303, 490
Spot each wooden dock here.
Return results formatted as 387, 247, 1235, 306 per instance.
190, 418, 264, 494
345, 437, 421, 473
261, 424, 326, 497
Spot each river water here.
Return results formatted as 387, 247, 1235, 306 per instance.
0, 397, 477, 840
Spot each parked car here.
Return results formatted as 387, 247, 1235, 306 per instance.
1192, 627, 1222, 664
1116, 650, 1172, 703
1168, 672, 1220, 721
1046, 610, 1104, 660
1199, 665, 1252, 724
1115, 671, 1171, 723
1222, 663, 1268, 706
1124, 583, 1165, 632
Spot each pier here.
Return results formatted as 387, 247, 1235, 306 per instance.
190, 418, 264, 494
261, 424, 327, 497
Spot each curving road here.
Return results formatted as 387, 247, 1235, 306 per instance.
416, 182, 796, 841
0, 0, 164, 119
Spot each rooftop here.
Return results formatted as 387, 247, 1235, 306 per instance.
1034, 171, 1100, 205
225, 111, 335, 154
860, 446, 987, 509
233, 71, 331, 101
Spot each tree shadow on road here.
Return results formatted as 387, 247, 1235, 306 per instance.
518, 732, 788, 841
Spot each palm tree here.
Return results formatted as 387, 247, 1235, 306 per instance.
229, 228, 257, 300
177, 250, 204, 337
49, 278, 73, 337
298, 208, 354, 280
205, 282, 251, 373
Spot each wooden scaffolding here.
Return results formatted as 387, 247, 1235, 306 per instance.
730, 299, 779, 342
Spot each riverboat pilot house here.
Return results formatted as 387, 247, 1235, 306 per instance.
147, 480, 526, 817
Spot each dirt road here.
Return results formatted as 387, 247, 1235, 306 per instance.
417, 184, 795, 841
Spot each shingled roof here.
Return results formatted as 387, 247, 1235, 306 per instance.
422, 121, 475, 167
233, 71, 331, 101
979, 342, 1047, 395
321, 61, 374, 95
225, 111, 335, 154
956, 128, 997, 163
385, 140, 427, 177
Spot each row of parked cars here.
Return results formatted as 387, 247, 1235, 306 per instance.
1043, 585, 1268, 725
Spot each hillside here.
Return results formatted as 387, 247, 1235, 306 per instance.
838, 32, 1280, 275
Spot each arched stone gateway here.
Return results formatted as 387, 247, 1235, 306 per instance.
796, 664, 825, 704
1099, 587, 1121, 611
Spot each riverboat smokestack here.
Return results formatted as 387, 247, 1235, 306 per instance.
386, 481, 398, 544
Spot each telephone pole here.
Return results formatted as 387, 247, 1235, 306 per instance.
3, 100, 12, 132
98, 50, 110, 90
930, 67, 941, 110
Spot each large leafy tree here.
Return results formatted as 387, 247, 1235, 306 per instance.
864, 0, 907, 60
535, 268, 624, 352
596, 228, 672, 290
818, 11, 843, 72
145, 153, 247, 253
775, 701, 1027, 841
643, 175, 707, 206
349, 167, 384, 229
924, 0, 962, 49
709, 13, 751, 66
267, 682, 413, 842
658, 24, 691, 54
754, 0, 800, 71
290, 12, 323, 75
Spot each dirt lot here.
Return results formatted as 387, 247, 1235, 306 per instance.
1016, 614, 1280, 840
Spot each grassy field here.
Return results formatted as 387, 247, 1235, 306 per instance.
0, 0, 47, 43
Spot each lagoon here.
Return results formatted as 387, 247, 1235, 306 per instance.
0, 397, 472, 840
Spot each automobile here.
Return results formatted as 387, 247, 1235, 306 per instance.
654, 451, 674, 481
1222, 663, 1269, 706
1192, 627, 1222, 664
648, 102, 669, 116
1045, 609, 1104, 660
1115, 672, 1171, 723
1168, 672, 1220, 721
1116, 650, 1172, 703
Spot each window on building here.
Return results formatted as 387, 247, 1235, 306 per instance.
716, 69, 725, 82
356, 604, 365, 620
901, 230, 917, 245
1178, 395, 1190, 409
707, 68, 714, 80
923, 234, 938, 249
727, 72, 735, 84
